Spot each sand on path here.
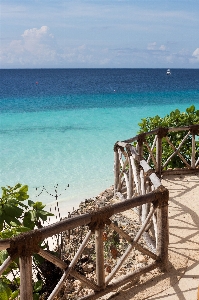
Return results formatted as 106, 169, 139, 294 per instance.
105, 173, 199, 300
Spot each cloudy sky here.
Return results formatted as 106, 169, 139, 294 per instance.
0, 0, 199, 68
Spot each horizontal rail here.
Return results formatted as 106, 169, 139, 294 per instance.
79, 261, 160, 300
121, 125, 199, 145
0, 187, 167, 248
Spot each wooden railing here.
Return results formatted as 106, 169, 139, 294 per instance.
114, 125, 199, 194
0, 144, 169, 299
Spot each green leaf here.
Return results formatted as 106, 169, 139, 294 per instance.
4, 204, 23, 218
33, 280, 43, 292
33, 202, 45, 210
30, 210, 36, 222
17, 185, 29, 201
3, 215, 21, 227
0, 280, 11, 300
28, 200, 35, 207
33, 293, 40, 300
10, 290, 19, 300
186, 105, 195, 113
23, 211, 35, 230
0, 250, 8, 264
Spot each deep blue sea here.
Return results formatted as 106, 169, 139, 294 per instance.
0, 69, 199, 214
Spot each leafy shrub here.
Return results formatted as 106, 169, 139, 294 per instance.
0, 183, 54, 300
136, 105, 199, 169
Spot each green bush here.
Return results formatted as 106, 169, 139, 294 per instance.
0, 183, 54, 300
136, 105, 199, 169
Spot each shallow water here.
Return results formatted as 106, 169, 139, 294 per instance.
0, 68, 199, 213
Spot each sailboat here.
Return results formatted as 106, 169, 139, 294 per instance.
166, 68, 171, 75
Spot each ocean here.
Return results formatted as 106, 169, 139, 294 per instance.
0, 68, 199, 215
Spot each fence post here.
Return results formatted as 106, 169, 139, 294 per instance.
20, 256, 33, 300
156, 135, 162, 178
95, 229, 105, 290
156, 186, 169, 272
191, 133, 196, 168
114, 144, 120, 195
128, 156, 133, 199
156, 128, 168, 177
137, 133, 145, 158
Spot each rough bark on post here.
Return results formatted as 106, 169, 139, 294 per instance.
95, 229, 105, 290
156, 187, 169, 272
128, 156, 132, 199
191, 133, 195, 168
137, 133, 145, 158
114, 146, 120, 195
156, 136, 162, 178
20, 256, 33, 300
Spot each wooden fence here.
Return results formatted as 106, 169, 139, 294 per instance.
2, 125, 197, 299
114, 124, 199, 200
0, 178, 168, 299
0, 161, 169, 299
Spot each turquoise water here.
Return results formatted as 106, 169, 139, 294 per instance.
0, 69, 199, 213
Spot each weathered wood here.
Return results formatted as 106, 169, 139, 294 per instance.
156, 193, 169, 271
40, 213, 92, 240
139, 160, 161, 189
168, 125, 199, 133
153, 213, 158, 244
0, 190, 167, 253
163, 168, 199, 175
20, 256, 33, 300
191, 134, 196, 168
118, 125, 199, 145
130, 156, 140, 195
196, 157, 199, 167
38, 248, 100, 291
109, 222, 157, 260
163, 133, 191, 168
156, 134, 162, 177
95, 229, 105, 289
147, 135, 157, 165
0, 240, 10, 250
140, 168, 150, 226
48, 230, 92, 300
123, 172, 130, 196
128, 156, 133, 199
0, 256, 13, 276
106, 204, 157, 284
118, 149, 129, 191
114, 148, 120, 194
80, 262, 159, 300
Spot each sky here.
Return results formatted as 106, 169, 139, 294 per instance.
0, 0, 199, 69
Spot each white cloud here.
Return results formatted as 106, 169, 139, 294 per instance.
192, 48, 199, 61
21, 26, 52, 39
159, 45, 166, 51
147, 42, 156, 50
0, 26, 56, 66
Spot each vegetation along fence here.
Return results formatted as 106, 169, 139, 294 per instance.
114, 124, 199, 199
0, 125, 198, 299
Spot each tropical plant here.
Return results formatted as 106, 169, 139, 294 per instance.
136, 105, 199, 169
0, 183, 54, 300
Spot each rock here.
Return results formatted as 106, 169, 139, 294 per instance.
83, 263, 94, 272
137, 255, 147, 263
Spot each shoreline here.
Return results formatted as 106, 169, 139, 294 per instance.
43, 185, 115, 225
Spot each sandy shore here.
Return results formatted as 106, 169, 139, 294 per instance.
105, 173, 199, 300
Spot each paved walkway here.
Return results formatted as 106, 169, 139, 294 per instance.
147, 173, 199, 300
109, 173, 199, 300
